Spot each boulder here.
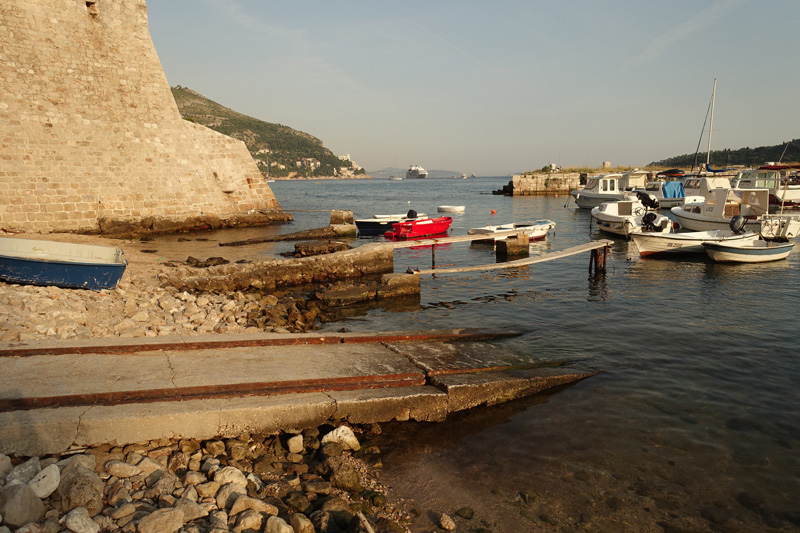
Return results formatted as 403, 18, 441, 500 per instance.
28, 463, 60, 499
58, 462, 105, 515
0, 484, 46, 529
136, 508, 185, 533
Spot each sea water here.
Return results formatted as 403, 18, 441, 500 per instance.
136, 177, 800, 530
271, 178, 800, 532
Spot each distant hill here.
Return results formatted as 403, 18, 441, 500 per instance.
171, 86, 363, 178
650, 138, 800, 168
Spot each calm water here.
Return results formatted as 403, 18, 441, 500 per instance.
270, 178, 800, 531
143, 178, 800, 531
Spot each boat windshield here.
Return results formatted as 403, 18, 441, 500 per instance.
645, 183, 660, 192
585, 178, 600, 191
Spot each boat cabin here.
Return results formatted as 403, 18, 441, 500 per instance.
582, 174, 623, 194
682, 176, 732, 199
698, 188, 770, 219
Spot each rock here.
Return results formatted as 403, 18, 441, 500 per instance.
265, 515, 294, 533
205, 441, 226, 456
104, 460, 140, 479
284, 491, 312, 514
174, 498, 208, 522
0, 484, 46, 529
144, 472, 181, 499
107, 502, 136, 520
213, 466, 246, 487
134, 457, 164, 476
136, 508, 185, 533
330, 463, 362, 493
58, 462, 105, 515
64, 507, 101, 533
28, 463, 60, 498
455, 506, 474, 519
318, 442, 344, 459
215, 482, 246, 511
234, 509, 264, 531
287, 434, 304, 454
439, 513, 457, 531
229, 496, 278, 517
0, 454, 12, 480
195, 480, 220, 499
290, 512, 315, 533
6, 456, 40, 484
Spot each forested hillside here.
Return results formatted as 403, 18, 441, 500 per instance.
650, 139, 800, 168
171, 86, 363, 178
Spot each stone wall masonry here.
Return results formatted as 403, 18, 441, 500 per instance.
0, 0, 281, 234
511, 173, 582, 196
160, 243, 396, 292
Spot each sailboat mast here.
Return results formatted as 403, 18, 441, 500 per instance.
706, 78, 716, 166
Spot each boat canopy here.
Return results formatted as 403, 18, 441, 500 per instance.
662, 181, 685, 199
705, 164, 736, 174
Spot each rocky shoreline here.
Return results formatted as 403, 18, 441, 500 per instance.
0, 424, 437, 533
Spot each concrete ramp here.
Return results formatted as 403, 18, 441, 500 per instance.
0, 330, 595, 456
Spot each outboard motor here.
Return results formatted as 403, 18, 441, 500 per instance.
636, 191, 660, 210
641, 212, 659, 232
729, 215, 747, 235
406, 209, 418, 219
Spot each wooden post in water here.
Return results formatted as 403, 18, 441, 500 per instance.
589, 244, 609, 274
431, 244, 436, 269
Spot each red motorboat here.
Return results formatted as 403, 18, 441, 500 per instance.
385, 216, 453, 239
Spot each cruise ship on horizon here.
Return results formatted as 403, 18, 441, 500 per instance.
406, 165, 428, 179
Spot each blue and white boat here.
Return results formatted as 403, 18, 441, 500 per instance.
0, 237, 127, 290
702, 239, 794, 263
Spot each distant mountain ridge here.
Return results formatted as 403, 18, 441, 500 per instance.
171, 86, 362, 178
650, 138, 800, 168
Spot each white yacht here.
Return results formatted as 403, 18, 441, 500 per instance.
591, 193, 672, 237
406, 165, 428, 179
671, 188, 770, 232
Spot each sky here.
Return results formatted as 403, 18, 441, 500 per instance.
147, 0, 800, 176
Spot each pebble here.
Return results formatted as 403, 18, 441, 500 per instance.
0, 424, 408, 533
0, 277, 321, 340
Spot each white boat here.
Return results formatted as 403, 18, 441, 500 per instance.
703, 239, 794, 263
387, 176, 402, 181
671, 188, 770, 232
468, 220, 556, 242
570, 170, 652, 209
731, 165, 800, 208
636, 181, 686, 209
406, 165, 428, 179
437, 205, 465, 213
591, 193, 673, 237
631, 228, 758, 257
758, 213, 800, 241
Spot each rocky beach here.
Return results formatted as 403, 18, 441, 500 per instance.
0, 424, 423, 533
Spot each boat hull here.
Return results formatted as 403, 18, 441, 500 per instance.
703, 240, 794, 263
630, 230, 757, 257
385, 217, 453, 239
468, 220, 555, 242
355, 213, 428, 236
437, 205, 465, 213
570, 191, 628, 209
0, 238, 127, 290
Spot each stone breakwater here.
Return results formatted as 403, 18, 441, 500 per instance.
0, 280, 321, 342
0, 424, 418, 533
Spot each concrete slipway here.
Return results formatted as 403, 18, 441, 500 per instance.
0, 330, 595, 456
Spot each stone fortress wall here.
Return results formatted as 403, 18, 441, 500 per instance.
0, 0, 282, 234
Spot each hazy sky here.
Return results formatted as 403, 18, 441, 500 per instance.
148, 0, 799, 175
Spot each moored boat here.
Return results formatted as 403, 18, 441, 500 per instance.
591, 193, 672, 237
702, 239, 794, 263
671, 188, 770, 232
385, 216, 453, 239
468, 220, 556, 242
636, 181, 686, 209
437, 205, 465, 213
0, 237, 127, 290
355, 210, 428, 236
570, 170, 652, 209
631, 229, 759, 257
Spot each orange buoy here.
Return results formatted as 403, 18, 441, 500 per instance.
491, 209, 496, 215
